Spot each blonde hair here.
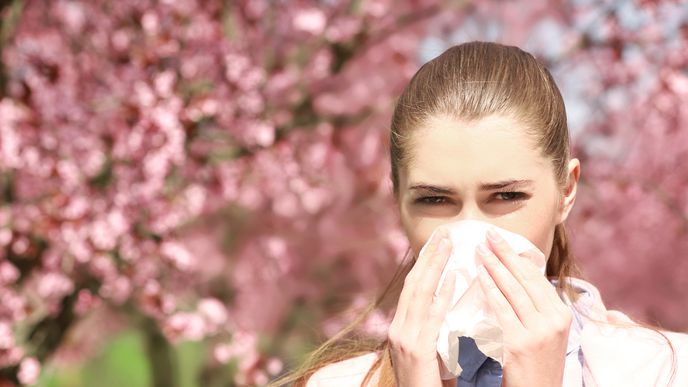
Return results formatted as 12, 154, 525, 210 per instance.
271, 41, 676, 386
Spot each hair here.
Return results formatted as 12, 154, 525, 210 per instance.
270, 41, 676, 386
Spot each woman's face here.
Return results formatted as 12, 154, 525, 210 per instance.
397, 113, 580, 261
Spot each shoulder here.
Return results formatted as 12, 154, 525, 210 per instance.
566, 278, 688, 385
580, 316, 688, 386
306, 352, 380, 387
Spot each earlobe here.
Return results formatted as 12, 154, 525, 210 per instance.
559, 158, 581, 223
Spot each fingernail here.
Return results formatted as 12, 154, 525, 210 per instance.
439, 237, 451, 250
476, 242, 490, 256
477, 264, 489, 278
432, 230, 444, 243
486, 228, 502, 242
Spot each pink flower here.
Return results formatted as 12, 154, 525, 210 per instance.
212, 343, 232, 364
198, 298, 228, 330
18, 357, 40, 385
266, 357, 284, 376
74, 289, 101, 316
0, 262, 19, 285
99, 276, 132, 305
36, 272, 74, 301
160, 241, 195, 271
164, 312, 206, 342
0, 322, 16, 350
292, 8, 327, 35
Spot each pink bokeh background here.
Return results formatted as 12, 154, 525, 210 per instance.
1, 0, 687, 385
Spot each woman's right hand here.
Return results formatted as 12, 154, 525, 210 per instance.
388, 228, 457, 387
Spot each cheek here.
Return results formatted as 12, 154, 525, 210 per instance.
497, 210, 558, 260
410, 231, 430, 257
403, 214, 557, 259
402, 217, 444, 257
519, 225, 556, 259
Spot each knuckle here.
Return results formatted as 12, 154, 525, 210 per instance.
483, 258, 500, 270
511, 294, 531, 310
523, 249, 545, 261
528, 332, 547, 349
559, 308, 573, 322
554, 311, 573, 333
481, 277, 497, 292
428, 302, 447, 319
521, 266, 542, 281
388, 331, 419, 356
484, 279, 500, 293
511, 336, 536, 354
396, 339, 414, 355
503, 281, 521, 296
494, 238, 511, 253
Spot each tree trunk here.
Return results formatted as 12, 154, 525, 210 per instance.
141, 316, 179, 387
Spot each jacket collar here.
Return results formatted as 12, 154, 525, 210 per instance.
550, 277, 608, 355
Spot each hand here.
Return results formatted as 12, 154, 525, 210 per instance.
476, 228, 572, 387
388, 228, 457, 387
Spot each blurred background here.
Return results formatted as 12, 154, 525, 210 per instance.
1, 0, 687, 386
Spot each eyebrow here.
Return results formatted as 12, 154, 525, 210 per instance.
408, 179, 535, 194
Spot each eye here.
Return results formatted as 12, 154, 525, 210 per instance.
494, 191, 528, 201
414, 196, 448, 205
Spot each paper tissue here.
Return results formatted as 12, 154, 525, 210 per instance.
418, 220, 545, 380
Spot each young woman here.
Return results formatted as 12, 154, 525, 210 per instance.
273, 41, 688, 386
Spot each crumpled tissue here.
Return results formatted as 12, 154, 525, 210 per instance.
418, 220, 545, 380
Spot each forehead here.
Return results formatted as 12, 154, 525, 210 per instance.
403, 114, 551, 187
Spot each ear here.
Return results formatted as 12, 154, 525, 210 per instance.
558, 158, 580, 223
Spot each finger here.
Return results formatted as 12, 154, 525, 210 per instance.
486, 228, 562, 313
476, 242, 538, 326
407, 237, 453, 327
394, 228, 448, 326
415, 228, 449, 268
477, 264, 525, 333
417, 236, 453, 298
419, 270, 456, 342
518, 248, 546, 269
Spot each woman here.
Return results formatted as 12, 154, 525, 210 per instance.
273, 41, 688, 386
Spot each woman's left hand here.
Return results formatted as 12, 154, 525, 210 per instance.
475, 228, 572, 387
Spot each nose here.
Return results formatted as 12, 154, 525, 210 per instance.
453, 202, 491, 224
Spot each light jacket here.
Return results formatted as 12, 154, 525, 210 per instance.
306, 277, 688, 386
561, 277, 688, 386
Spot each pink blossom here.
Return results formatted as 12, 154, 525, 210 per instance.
198, 298, 228, 329
0, 322, 16, 350
17, 357, 41, 385
266, 357, 284, 376
212, 343, 232, 364
99, 276, 132, 305
0, 228, 12, 247
36, 272, 75, 301
1, 0, 687, 383
245, 121, 275, 148
253, 371, 268, 386
74, 289, 101, 316
164, 312, 206, 341
0, 262, 19, 284
160, 241, 195, 271
292, 9, 327, 35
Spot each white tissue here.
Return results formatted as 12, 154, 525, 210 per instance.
418, 220, 545, 380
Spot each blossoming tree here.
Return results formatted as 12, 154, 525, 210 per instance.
0, 0, 686, 385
